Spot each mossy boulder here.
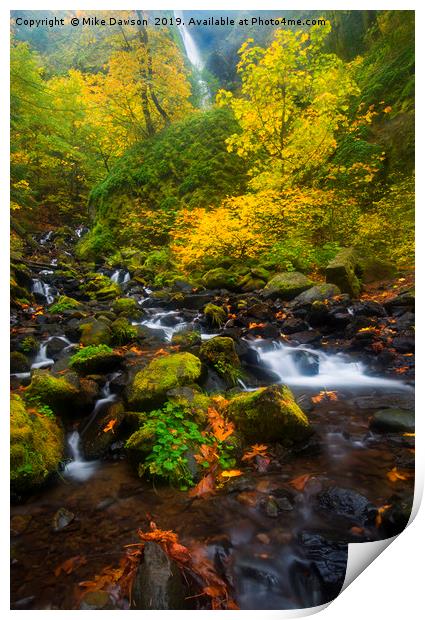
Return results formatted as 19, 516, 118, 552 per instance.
170, 330, 202, 349
49, 295, 82, 314
200, 337, 241, 385
166, 386, 211, 425
80, 319, 112, 346
228, 384, 311, 444
370, 408, 414, 433
202, 268, 237, 290
203, 303, 227, 327
263, 272, 314, 300
356, 257, 398, 284
293, 283, 341, 305
10, 394, 64, 493
25, 370, 80, 414
127, 352, 202, 409
11, 351, 30, 373
70, 344, 123, 374
325, 247, 361, 297
112, 297, 142, 319
111, 318, 138, 345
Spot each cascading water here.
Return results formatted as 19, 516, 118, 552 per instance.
174, 10, 210, 107
39, 230, 53, 245
111, 269, 131, 286
138, 310, 189, 342
64, 431, 98, 482
31, 335, 72, 370
249, 340, 412, 391
31, 278, 55, 305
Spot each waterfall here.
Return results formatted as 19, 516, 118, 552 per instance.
250, 341, 412, 390
64, 431, 98, 482
31, 335, 72, 370
31, 278, 55, 305
111, 269, 131, 286
174, 10, 210, 107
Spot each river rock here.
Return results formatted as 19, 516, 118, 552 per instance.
70, 346, 123, 374
132, 542, 185, 609
202, 267, 237, 290
52, 507, 75, 531
25, 369, 79, 414
10, 393, 64, 493
263, 272, 314, 300
199, 336, 240, 385
317, 487, 377, 526
127, 352, 202, 409
10, 351, 30, 373
292, 283, 341, 305
369, 408, 414, 433
298, 532, 347, 600
46, 337, 70, 359
171, 329, 202, 349
79, 319, 112, 346
325, 247, 361, 297
228, 385, 311, 444
292, 350, 320, 376
81, 401, 126, 458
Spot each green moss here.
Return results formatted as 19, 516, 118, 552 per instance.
80, 319, 112, 346
202, 267, 237, 290
110, 317, 138, 345
171, 330, 202, 349
10, 394, 64, 492
70, 344, 122, 374
19, 336, 39, 355
128, 352, 202, 409
49, 295, 82, 313
24, 370, 79, 414
167, 386, 211, 425
228, 385, 311, 444
112, 297, 140, 318
11, 351, 30, 373
203, 303, 227, 327
263, 272, 314, 299
199, 337, 241, 386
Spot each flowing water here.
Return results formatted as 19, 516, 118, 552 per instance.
64, 431, 99, 482
111, 269, 131, 286
31, 279, 55, 305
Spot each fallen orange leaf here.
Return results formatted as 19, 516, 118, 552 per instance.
103, 419, 117, 433
387, 467, 408, 482
289, 473, 313, 491
220, 469, 242, 478
54, 555, 87, 577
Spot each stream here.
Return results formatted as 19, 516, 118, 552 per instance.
10, 230, 415, 610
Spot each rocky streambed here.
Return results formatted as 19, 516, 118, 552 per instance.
10, 229, 415, 610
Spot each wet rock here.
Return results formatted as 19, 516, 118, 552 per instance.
79, 319, 112, 346
176, 293, 215, 310
298, 531, 348, 599
248, 302, 273, 321
127, 352, 202, 409
325, 247, 361, 297
52, 507, 75, 531
11, 514, 32, 535
80, 591, 115, 610
109, 372, 129, 394
228, 384, 311, 444
317, 487, 377, 526
380, 494, 413, 537
171, 329, 202, 349
81, 401, 126, 458
287, 330, 321, 345
370, 408, 414, 433
10, 351, 30, 373
280, 317, 309, 334
200, 337, 240, 386
292, 350, 319, 376
70, 346, 123, 375
349, 300, 387, 318
46, 337, 69, 359
293, 283, 341, 305
263, 272, 314, 300
132, 541, 185, 609
392, 334, 415, 353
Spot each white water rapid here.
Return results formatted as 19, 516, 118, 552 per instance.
64, 431, 98, 482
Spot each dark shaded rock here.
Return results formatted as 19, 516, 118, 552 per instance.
46, 337, 70, 359
132, 542, 185, 609
350, 300, 387, 318
298, 531, 347, 599
248, 302, 273, 321
392, 334, 415, 353
52, 507, 75, 531
10, 351, 30, 373
380, 495, 413, 537
292, 350, 319, 376
370, 408, 414, 433
281, 318, 309, 334
317, 487, 377, 526
288, 330, 321, 345
80, 401, 125, 459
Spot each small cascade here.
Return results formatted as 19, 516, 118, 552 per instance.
139, 310, 189, 342
80, 377, 118, 436
31, 278, 55, 305
174, 10, 210, 107
64, 431, 98, 482
31, 335, 72, 370
39, 230, 53, 245
111, 269, 131, 286
249, 340, 412, 390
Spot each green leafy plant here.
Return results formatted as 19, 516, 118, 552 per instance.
137, 402, 205, 490
24, 395, 56, 420
20, 336, 39, 354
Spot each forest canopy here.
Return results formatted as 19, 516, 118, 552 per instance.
11, 10, 414, 275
